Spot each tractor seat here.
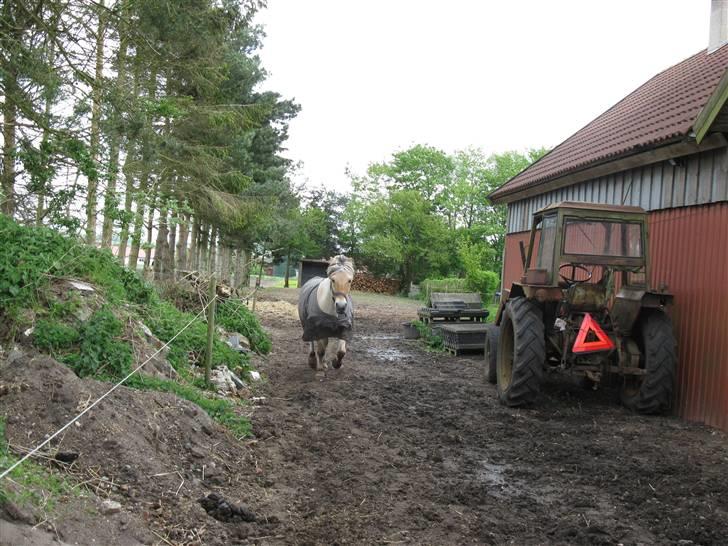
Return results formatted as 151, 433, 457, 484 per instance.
566, 283, 607, 311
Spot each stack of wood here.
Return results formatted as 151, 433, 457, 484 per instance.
352, 273, 400, 295
179, 270, 238, 300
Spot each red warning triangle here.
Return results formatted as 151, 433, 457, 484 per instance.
572, 313, 615, 354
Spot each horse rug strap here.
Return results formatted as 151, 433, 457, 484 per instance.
298, 277, 353, 342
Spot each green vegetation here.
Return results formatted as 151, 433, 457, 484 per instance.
0, 215, 266, 438
127, 377, 251, 438
216, 299, 272, 354
62, 308, 133, 379
0, 419, 79, 513
412, 320, 444, 351
420, 278, 469, 301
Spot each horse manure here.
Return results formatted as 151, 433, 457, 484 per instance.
198, 492, 256, 523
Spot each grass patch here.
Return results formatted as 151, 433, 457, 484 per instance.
0, 418, 79, 514
127, 376, 251, 438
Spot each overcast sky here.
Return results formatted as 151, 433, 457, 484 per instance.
254, 1, 712, 193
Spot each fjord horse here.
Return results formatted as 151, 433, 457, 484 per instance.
298, 255, 355, 371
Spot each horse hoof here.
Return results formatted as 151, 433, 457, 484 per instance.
308, 356, 317, 369
332, 358, 343, 369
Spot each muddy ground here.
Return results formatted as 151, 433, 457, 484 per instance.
2, 288, 728, 545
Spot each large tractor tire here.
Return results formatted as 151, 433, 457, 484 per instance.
621, 310, 676, 414
496, 297, 544, 406
484, 324, 499, 384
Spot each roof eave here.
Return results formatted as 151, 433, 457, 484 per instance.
489, 133, 728, 205
694, 66, 728, 144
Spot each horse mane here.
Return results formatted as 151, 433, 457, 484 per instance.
327, 255, 354, 277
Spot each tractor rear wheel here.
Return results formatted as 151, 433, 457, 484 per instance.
621, 310, 676, 414
484, 325, 499, 384
496, 298, 544, 406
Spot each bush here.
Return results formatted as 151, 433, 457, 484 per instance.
62, 308, 133, 379
33, 319, 80, 352
465, 269, 500, 302
420, 278, 469, 302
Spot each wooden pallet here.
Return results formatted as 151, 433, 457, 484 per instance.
418, 292, 489, 324
438, 323, 489, 356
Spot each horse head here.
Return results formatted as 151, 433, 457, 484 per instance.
327, 255, 354, 315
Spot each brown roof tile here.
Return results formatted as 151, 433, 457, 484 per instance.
490, 44, 728, 201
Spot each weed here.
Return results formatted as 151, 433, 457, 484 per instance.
412, 319, 444, 351
62, 308, 132, 379
33, 319, 80, 352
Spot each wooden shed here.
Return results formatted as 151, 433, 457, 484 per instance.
298, 259, 330, 286
490, 22, 728, 431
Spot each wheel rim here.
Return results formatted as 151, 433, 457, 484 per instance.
498, 319, 514, 390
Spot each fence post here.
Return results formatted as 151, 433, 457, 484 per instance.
205, 274, 217, 387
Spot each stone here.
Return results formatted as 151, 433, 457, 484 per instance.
100, 499, 122, 515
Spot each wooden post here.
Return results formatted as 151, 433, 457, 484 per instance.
205, 274, 217, 387
252, 254, 264, 312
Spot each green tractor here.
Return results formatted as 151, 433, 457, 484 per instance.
485, 202, 676, 413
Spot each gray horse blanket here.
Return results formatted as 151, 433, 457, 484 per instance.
298, 277, 353, 342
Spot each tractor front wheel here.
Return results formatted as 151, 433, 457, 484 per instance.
621, 310, 676, 414
484, 325, 499, 384
496, 298, 544, 406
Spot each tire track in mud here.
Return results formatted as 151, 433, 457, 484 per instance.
249, 290, 728, 545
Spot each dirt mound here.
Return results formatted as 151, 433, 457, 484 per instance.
0, 350, 278, 545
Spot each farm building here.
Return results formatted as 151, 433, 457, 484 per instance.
490, 10, 728, 431
298, 258, 330, 286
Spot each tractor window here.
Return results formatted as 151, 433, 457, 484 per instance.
563, 219, 643, 257
536, 214, 557, 270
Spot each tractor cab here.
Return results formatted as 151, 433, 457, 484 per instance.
521, 202, 648, 291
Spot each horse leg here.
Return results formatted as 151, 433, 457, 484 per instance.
307, 341, 317, 369
315, 338, 328, 370
331, 338, 346, 369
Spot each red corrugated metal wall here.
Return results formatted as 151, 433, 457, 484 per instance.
648, 203, 728, 431
502, 202, 728, 431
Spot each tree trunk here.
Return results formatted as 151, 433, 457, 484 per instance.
142, 189, 157, 275
284, 252, 291, 288
127, 64, 156, 268
101, 21, 129, 248
208, 227, 217, 276
233, 249, 243, 289
154, 204, 169, 280
220, 243, 232, 284
116, 147, 136, 263
86, 1, 106, 245
1, 28, 17, 217
167, 211, 177, 278
36, 32, 57, 226
176, 213, 189, 272
116, 56, 141, 263
188, 216, 199, 271
198, 223, 209, 273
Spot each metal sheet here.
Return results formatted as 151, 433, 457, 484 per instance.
502, 202, 728, 431
649, 203, 728, 432
506, 148, 728, 234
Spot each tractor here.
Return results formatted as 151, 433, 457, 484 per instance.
485, 202, 677, 414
